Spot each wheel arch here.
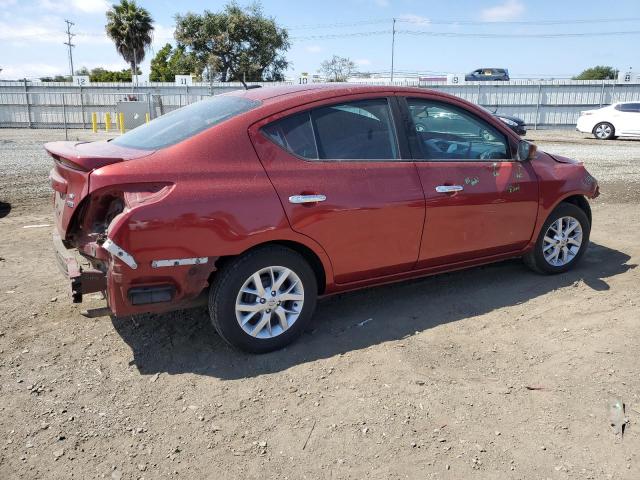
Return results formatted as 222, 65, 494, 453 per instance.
212, 240, 329, 295
560, 194, 592, 225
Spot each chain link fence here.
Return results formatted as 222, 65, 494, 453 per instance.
1, 80, 639, 133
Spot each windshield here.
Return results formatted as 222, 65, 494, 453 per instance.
112, 95, 260, 150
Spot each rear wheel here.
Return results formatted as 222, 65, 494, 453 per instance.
593, 122, 615, 140
524, 203, 590, 274
208, 246, 318, 353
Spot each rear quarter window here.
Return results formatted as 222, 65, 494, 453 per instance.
111, 95, 260, 150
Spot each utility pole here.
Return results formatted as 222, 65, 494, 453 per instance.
390, 18, 396, 84
64, 19, 75, 77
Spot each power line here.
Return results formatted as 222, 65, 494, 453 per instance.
291, 29, 640, 40
398, 30, 640, 38
286, 16, 640, 30
63, 19, 75, 77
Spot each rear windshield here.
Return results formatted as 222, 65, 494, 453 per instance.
111, 95, 260, 150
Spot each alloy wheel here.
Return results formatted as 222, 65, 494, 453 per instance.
542, 216, 583, 267
594, 123, 612, 139
235, 266, 304, 339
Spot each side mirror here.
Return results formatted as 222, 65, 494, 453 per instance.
516, 140, 537, 162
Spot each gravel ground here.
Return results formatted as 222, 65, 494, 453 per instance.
0, 129, 113, 208
1, 128, 640, 479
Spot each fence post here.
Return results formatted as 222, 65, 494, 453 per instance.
79, 85, 86, 129
534, 83, 542, 130
62, 92, 68, 140
23, 78, 32, 128
599, 80, 605, 107
146, 92, 152, 120
610, 82, 616, 103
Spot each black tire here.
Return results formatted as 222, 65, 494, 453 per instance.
524, 202, 591, 274
208, 245, 318, 353
593, 122, 615, 140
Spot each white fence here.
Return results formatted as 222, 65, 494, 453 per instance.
1, 79, 639, 130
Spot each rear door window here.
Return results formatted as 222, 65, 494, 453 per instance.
312, 99, 398, 160
262, 98, 399, 160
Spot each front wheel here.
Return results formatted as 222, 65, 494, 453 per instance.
208, 246, 318, 353
524, 203, 590, 274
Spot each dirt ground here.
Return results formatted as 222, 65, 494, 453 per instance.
1, 128, 639, 479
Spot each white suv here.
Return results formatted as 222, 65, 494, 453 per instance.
576, 102, 640, 140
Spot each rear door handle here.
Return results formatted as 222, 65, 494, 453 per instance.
435, 185, 464, 193
288, 194, 327, 204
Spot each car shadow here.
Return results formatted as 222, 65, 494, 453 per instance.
0, 201, 11, 219
111, 242, 635, 380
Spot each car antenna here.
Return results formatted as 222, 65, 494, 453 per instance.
245, 85, 262, 90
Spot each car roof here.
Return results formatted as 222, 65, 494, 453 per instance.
227, 83, 460, 105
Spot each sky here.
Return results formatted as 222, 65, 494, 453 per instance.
0, 0, 639, 80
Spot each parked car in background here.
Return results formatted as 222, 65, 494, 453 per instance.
465, 68, 510, 81
494, 113, 526, 136
576, 102, 640, 139
481, 107, 527, 136
48, 84, 598, 353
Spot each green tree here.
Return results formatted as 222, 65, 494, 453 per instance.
174, 1, 290, 84
168, 45, 202, 78
105, 0, 154, 82
40, 75, 71, 82
150, 43, 173, 81
573, 66, 618, 80
89, 67, 140, 82
319, 55, 356, 82
150, 44, 203, 82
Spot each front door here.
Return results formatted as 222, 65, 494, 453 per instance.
251, 97, 425, 284
403, 96, 539, 268
614, 102, 640, 135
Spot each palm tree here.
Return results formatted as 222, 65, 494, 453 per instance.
105, 0, 154, 84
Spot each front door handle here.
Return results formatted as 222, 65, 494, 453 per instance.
288, 194, 327, 204
435, 185, 464, 193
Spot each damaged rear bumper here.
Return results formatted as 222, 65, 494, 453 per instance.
53, 231, 106, 303
53, 230, 215, 316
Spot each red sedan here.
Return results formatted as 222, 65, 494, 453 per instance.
47, 84, 599, 352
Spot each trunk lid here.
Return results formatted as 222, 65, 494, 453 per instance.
45, 140, 152, 237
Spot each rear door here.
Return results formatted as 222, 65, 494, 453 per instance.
250, 96, 425, 284
402, 96, 539, 268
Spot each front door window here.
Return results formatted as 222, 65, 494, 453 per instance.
407, 99, 510, 161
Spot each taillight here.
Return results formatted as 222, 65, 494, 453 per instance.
69, 183, 174, 240
122, 184, 173, 208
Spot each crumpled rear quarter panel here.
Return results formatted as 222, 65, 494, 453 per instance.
89, 117, 331, 316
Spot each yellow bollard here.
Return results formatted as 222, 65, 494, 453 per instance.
91, 112, 97, 133
105, 112, 111, 132
119, 112, 125, 134
145, 112, 150, 124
